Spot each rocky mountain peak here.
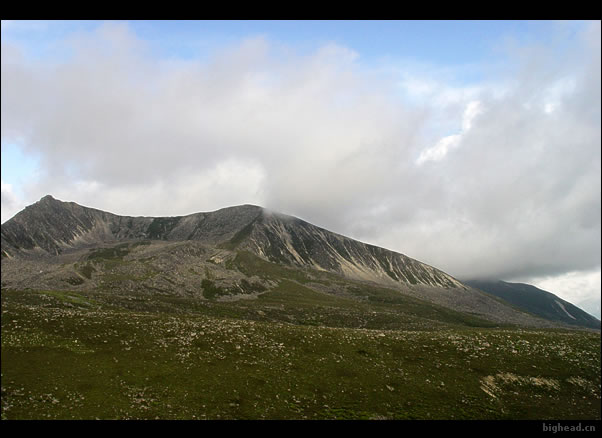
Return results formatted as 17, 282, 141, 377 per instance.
39, 194, 58, 202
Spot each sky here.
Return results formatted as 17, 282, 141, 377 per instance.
1, 20, 600, 318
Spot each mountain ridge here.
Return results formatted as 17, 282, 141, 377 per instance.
1, 195, 463, 291
465, 279, 601, 330
2, 195, 596, 330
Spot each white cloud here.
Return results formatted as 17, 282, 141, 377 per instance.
45, 159, 266, 218
461, 100, 482, 131
416, 100, 482, 164
542, 77, 576, 114
1, 180, 24, 223
396, 67, 486, 108
1, 21, 600, 305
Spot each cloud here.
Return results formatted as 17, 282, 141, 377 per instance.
1, 21, 600, 299
1, 180, 24, 223
356, 21, 601, 285
47, 159, 266, 218
416, 100, 482, 164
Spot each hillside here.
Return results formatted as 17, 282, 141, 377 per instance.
465, 280, 601, 330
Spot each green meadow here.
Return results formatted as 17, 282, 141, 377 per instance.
1, 285, 599, 420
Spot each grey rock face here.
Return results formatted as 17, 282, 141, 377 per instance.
238, 211, 464, 289
2, 195, 150, 256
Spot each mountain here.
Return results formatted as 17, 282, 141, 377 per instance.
0, 195, 567, 328
465, 279, 601, 330
3, 197, 601, 420
2, 195, 462, 288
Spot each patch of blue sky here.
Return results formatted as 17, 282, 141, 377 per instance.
1, 20, 98, 63
1, 142, 40, 198
0, 20, 560, 62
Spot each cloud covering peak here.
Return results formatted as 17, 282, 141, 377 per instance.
1, 21, 600, 315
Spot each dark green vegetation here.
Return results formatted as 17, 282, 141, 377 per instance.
80, 263, 95, 280
218, 219, 258, 251
147, 217, 182, 240
226, 251, 500, 329
466, 280, 601, 330
2, 280, 600, 420
87, 244, 130, 261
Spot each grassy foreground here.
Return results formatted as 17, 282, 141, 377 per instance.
1, 287, 600, 420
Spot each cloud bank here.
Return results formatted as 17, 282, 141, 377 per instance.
1, 22, 600, 315
1, 180, 24, 223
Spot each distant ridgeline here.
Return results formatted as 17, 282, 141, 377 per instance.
465, 280, 600, 330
